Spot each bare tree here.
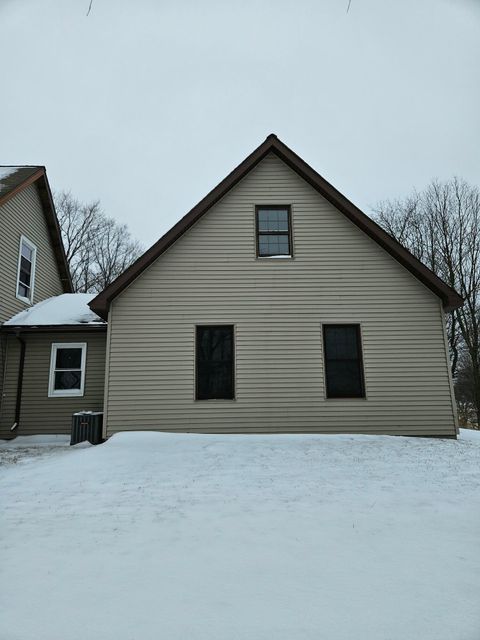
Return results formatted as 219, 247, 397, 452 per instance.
91, 215, 143, 291
455, 353, 479, 428
55, 191, 143, 294
375, 178, 480, 426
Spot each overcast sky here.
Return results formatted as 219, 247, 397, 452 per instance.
1, 0, 479, 247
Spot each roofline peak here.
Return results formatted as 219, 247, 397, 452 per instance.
89, 135, 463, 318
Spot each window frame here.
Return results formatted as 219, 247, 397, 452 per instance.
16, 235, 37, 304
195, 324, 235, 401
48, 342, 87, 398
255, 205, 293, 258
322, 323, 366, 399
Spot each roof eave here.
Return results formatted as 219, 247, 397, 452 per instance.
267, 141, 464, 312
35, 172, 73, 293
1, 323, 107, 333
89, 134, 464, 317
89, 136, 277, 319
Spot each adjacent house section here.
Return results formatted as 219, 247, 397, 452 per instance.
90, 135, 462, 438
0, 166, 72, 322
0, 294, 107, 438
0, 167, 73, 430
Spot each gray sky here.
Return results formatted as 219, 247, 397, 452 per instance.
1, 0, 479, 247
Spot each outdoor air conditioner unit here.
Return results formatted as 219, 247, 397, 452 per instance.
71, 411, 104, 446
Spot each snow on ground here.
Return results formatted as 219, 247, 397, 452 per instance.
4, 293, 104, 326
0, 435, 80, 465
1, 430, 480, 640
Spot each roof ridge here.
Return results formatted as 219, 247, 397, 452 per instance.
89, 135, 463, 318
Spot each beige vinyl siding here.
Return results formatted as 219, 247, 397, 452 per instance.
104, 152, 457, 437
0, 332, 106, 437
0, 183, 64, 324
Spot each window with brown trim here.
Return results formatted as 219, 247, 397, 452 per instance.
322, 324, 365, 398
196, 325, 234, 400
256, 205, 292, 257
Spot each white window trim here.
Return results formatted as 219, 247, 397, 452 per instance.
16, 235, 37, 304
48, 342, 87, 398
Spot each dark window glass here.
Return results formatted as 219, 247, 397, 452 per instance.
323, 325, 365, 398
17, 239, 34, 299
257, 209, 289, 232
256, 206, 291, 256
21, 243, 33, 261
196, 326, 234, 400
54, 370, 81, 390
56, 348, 82, 370
18, 283, 29, 298
52, 347, 84, 392
258, 235, 290, 256
19, 257, 32, 287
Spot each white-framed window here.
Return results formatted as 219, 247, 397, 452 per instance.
16, 235, 37, 303
48, 343, 87, 398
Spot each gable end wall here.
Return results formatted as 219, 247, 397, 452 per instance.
104, 153, 457, 436
0, 183, 64, 323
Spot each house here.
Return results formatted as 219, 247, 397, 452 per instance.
0, 137, 463, 440
88, 134, 462, 439
0, 168, 106, 437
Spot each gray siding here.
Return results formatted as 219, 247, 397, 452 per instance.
0, 183, 64, 324
0, 334, 6, 419
104, 153, 457, 437
0, 332, 106, 437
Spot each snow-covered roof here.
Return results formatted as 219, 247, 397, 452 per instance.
0, 166, 41, 197
4, 294, 105, 327
0, 167, 19, 181
0, 167, 23, 195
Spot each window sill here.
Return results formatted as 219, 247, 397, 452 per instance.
325, 396, 367, 401
195, 398, 236, 402
256, 255, 293, 260
16, 294, 32, 305
48, 391, 85, 398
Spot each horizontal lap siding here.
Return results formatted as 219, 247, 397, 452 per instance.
0, 335, 6, 411
0, 184, 64, 324
0, 332, 106, 437
105, 153, 457, 437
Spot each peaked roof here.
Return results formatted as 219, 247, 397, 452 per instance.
89, 135, 463, 319
0, 166, 72, 293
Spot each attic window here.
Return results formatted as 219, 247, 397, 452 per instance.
256, 206, 292, 257
16, 236, 37, 303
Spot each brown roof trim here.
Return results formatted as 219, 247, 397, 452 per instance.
89, 134, 463, 318
0, 168, 73, 294
1, 324, 107, 334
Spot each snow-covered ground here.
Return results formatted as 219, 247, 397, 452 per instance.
1, 430, 480, 640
